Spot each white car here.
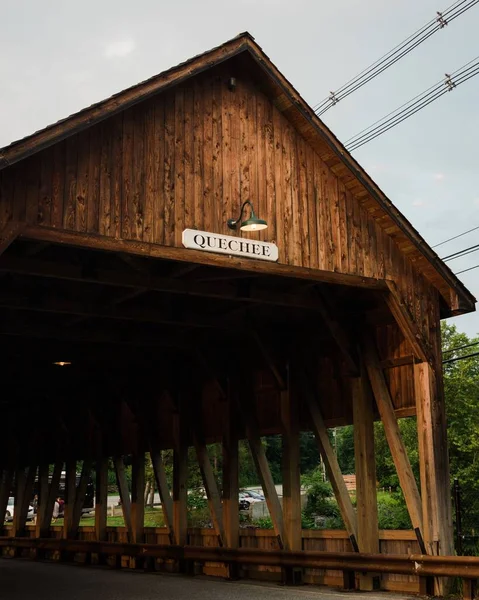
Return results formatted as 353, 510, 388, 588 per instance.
239, 490, 265, 506
4, 497, 34, 523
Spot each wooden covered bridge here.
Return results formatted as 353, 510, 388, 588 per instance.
0, 33, 476, 595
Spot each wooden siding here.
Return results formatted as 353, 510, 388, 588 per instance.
0, 67, 440, 353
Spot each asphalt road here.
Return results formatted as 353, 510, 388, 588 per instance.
0, 560, 413, 600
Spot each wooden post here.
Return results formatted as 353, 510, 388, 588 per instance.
361, 334, 425, 542
281, 367, 303, 586
352, 369, 379, 590
301, 378, 359, 546
415, 361, 454, 595
13, 467, 35, 537
0, 468, 14, 535
95, 457, 108, 541
62, 460, 76, 539
222, 388, 239, 578
150, 448, 174, 543
70, 460, 92, 536
113, 456, 132, 540
131, 453, 145, 544
281, 382, 302, 552
172, 393, 188, 549
35, 464, 50, 538
43, 461, 62, 534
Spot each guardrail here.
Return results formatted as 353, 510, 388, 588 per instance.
0, 537, 478, 599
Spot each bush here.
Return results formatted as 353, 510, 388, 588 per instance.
302, 468, 341, 522
377, 491, 411, 529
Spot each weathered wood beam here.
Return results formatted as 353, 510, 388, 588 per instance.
236, 386, 285, 547
172, 394, 188, 548
301, 378, 359, 547
0, 255, 327, 313
361, 334, 425, 545
0, 221, 25, 257
131, 454, 145, 544
281, 381, 302, 553
0, 468, 14, 534
385, 281, 433, 364
35, 464, 50, 538
352, 368, 379, 590
114, 456, 133, 540
314, 289, 359, 375
12, 468, 27, 537
150, 448, 174, 543
70, 460, 93, 536
62, 461, 77, 539
193, 425, 225, 545
95, 458, 108, 542
250, 327, 286, 391
222, 387, 239, 557
414, 362, 454, 569
20, 225, 389, 292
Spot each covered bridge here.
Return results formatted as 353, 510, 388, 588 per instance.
0, 32, 475, 594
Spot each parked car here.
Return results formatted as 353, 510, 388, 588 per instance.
239, 490, 265, 507
4, 497, 34, 523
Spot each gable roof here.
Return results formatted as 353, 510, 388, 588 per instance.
0, 32, 475, 316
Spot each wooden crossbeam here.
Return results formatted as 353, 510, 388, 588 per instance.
385, 281, 433, 364
314, 289, 359, 375
114, 457, 133, 540
301, 378, 359, 547
0, 221, 24, 257
361, 333, 425, 542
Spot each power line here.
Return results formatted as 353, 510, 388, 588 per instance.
314, 0, 479, 116
443, 350, 479, 364
443, 340, 479, 354
345, 57, 479, 151
441, 243, 479, 261
432, 225, 479, 248
456, 263, 479, 275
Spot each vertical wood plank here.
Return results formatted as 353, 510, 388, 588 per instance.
203, 79, 214, 234
153, 96, 165, 244
95, 457, 108, 541
143, 99, 155, 243
353, 369, 379, 589
114, 456, 133, 540
75, 131, 89, 233
110, 113, 123, 240
273, 106, 284, 262
38, 148, 53, 226
298, 138, 310, 268
212, 75, 223, 236
51, 142, 65, 228
264, 95, 276, 245
121, 108, 134, 240
173, 395, 188, 547
63, 135, 77, 230
87, 125, 101, 233
163, 92, 175, 246
174, 88, 185, 247
62, 460, 76, 539
98, 121, 112, 237
131, 453, 145, 544
281, 382, 302, 552
192, 78, 204, 232
183, 85, 194, 231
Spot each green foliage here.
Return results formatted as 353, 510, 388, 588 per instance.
377, 491, 411, 530
253, 516, 273, 529
374, 417, 419, 490
301, 468, 341, 522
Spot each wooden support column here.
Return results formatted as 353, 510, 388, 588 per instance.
131, 453, 145, 544
281, 381, 302, 553
352, 369, 379, 590
114, 456, 132, 540
95, 457, 108, 542
302, 378, 359, 547
172, 394, 188, 549
70, 460, 92, 536
236, 384, 285, 547
13, 466, 35, 537
62, 460, 77, 539
0, 468, 14, 535
35, 464, 50, 538
222, 387, 239, 578
415, 361, 454, 595
361, 334, 425, 545
150, 448, 174, 543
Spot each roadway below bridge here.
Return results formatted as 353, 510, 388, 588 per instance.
1, 559, 413, 600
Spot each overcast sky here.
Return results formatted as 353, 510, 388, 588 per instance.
1, 0, 478, 335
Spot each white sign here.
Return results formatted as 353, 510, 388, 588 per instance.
182, 229, 278, 262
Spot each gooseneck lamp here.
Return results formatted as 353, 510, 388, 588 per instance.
227, 201, 268, 232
